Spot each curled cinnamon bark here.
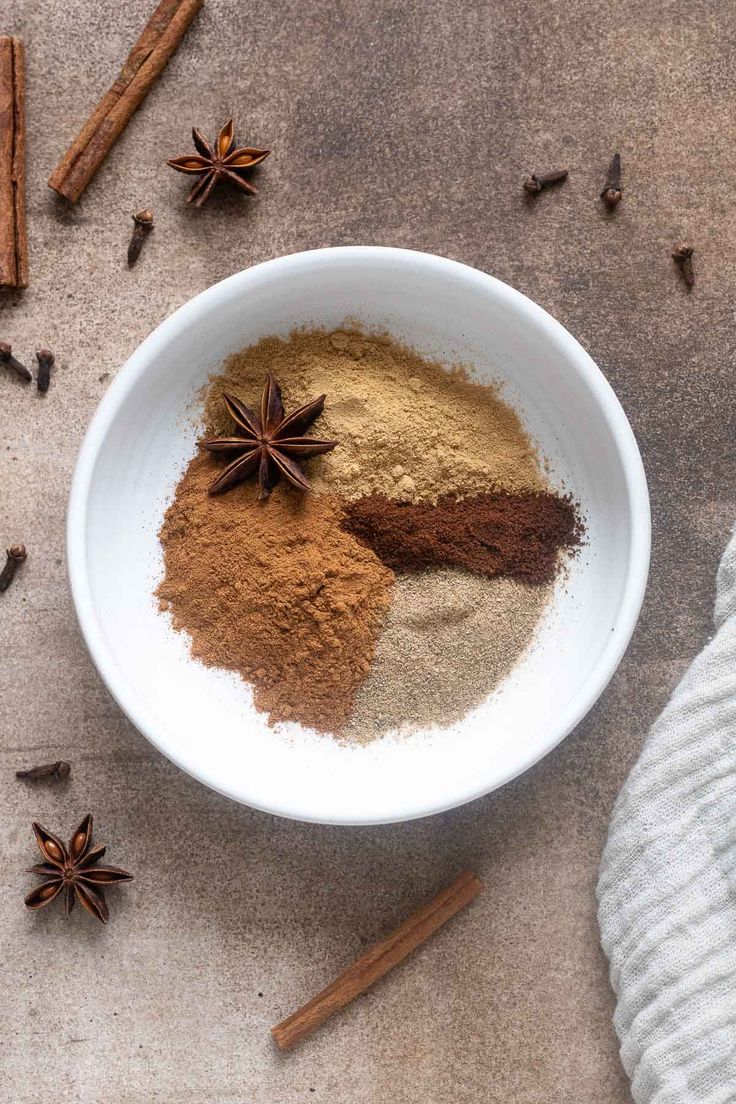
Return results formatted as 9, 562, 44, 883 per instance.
271, 870, 482, 1049
0, 36, 27, 288
48, 0, 203, 203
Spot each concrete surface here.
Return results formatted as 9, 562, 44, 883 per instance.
1, 1, 735, 1101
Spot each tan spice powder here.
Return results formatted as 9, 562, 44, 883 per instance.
205, 327, 546, 503
157, 453, 394, 733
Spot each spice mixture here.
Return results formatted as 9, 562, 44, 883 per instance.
158, 326, 583, 740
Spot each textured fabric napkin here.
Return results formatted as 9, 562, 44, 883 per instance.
598, 528, 736, 1103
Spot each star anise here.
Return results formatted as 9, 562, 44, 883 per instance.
202, 374, 338, 500
167, 119, 270, 207
24, 815, 132, 924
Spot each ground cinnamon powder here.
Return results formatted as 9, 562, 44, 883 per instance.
157, 453, 394, 733
341, 491, 582, 585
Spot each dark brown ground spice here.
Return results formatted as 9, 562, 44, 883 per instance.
340, 491, 583, 585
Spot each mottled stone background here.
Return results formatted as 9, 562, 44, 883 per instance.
1, 1, 734, 1101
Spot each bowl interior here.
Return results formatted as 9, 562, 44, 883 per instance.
68, 247, 649, 824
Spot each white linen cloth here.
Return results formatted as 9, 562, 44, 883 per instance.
597, 528, 736, 1103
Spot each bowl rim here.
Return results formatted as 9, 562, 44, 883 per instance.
67, 245, 651, 825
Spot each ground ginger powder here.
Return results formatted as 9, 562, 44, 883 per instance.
157, 453, 394, 733
205, 327, 546, 503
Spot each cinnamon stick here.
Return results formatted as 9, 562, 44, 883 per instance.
271, 870, 482, 1050
0, 36, 27, 288
48, 0, 203, 203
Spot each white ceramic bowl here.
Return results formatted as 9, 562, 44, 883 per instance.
67, 246, 650, 825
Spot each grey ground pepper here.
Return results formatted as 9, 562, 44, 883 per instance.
343, 568, 553, 743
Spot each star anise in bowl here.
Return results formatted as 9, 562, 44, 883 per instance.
202, 374, 338, 500
24, 815, 132, 924
167, 119, 270, 207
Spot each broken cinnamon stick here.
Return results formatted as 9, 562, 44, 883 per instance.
271, 869, 482, 1051
0, 36, 27, 288
48, 0, 203, 203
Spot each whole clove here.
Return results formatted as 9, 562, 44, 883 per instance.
0, 544, 26, 592
127, 208, 153, 266
672, 242, 694, 288
16, 760, 71, 782
523, 168, 568, 195
601, 153, 622, 208
0, 341, 31, 382
36, 348, 54, 393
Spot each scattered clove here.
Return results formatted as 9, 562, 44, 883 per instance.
36, 348, 54, 393
127, 208, 153, 266
601, 153, 622, 208
16, 760, 71, 782
523, 168, 568, 195
672, 242, 694, 288
0, 544, 26, 592
0, 341, 31, 382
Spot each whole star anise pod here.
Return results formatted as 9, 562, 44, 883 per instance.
167, 119, 270, 207
202, 374, 338, 500
24, 815, 132, 924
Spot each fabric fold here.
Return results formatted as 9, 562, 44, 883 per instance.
598, 527, 736, 1103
